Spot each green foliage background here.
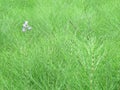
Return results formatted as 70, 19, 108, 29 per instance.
0, 0, 120, 90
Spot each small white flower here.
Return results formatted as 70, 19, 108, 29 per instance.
25, 21, 28, 25
22, 28, 26, 32
28, 26, 32, 30
22, 21, 32, 32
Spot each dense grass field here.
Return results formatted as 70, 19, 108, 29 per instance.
0, 0, 120, 90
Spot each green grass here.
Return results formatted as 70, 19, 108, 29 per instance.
0, 0, 120, 90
